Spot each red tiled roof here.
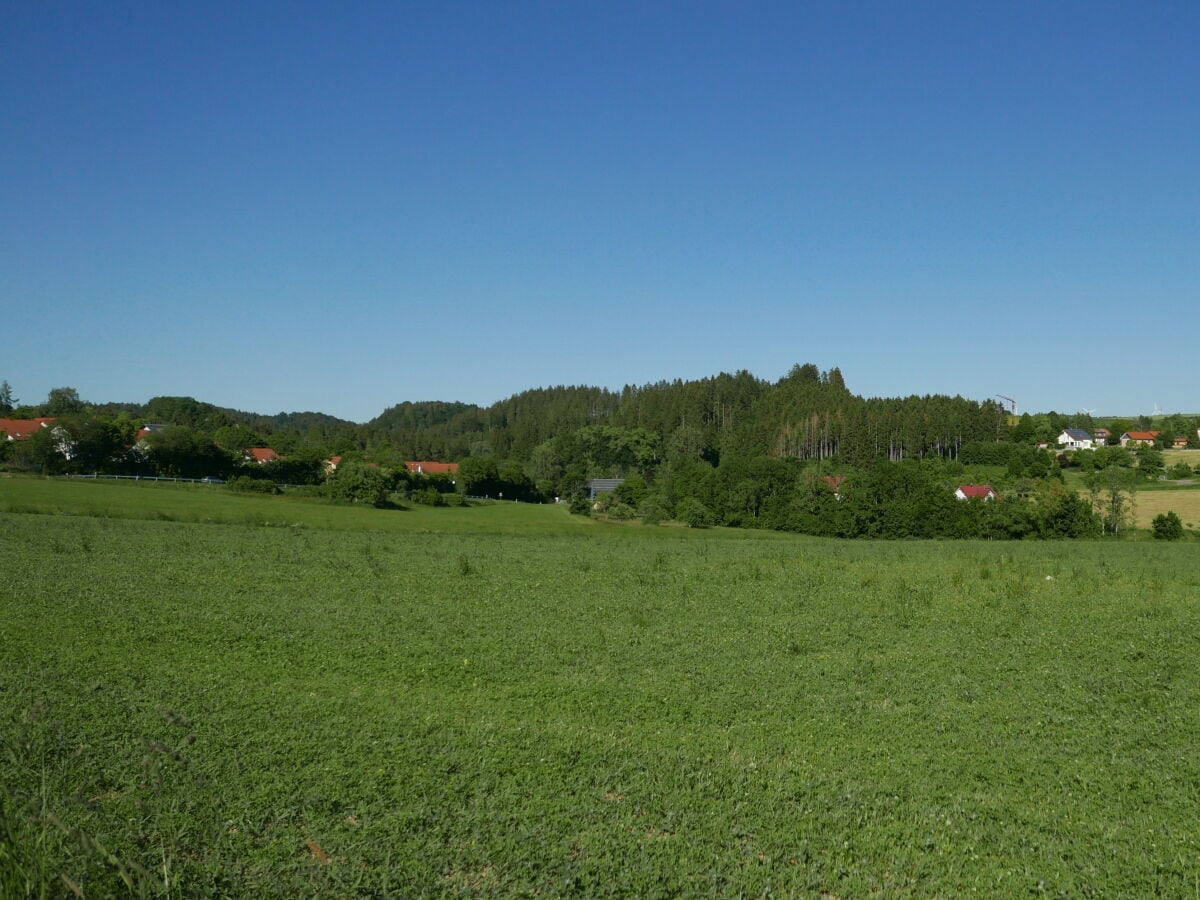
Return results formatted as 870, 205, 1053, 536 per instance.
1124, 431, 1159, 441
245, 447, 280, 463
405, 461, 458, 475
0, 417, 55, 440
821, 475, 846, 491
957, 484, 996, 499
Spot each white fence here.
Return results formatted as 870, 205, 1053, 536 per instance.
58, 473, 227, 485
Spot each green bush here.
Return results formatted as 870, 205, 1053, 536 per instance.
227, 475, 279, 495
413, 487, 446, 507
327, 463, 390, 507
639, 494, 671, 525
613, 475, 648, 508
1168, 463, 1193, 480
1152, 511, 1185, 541
676, 497, 712, 528
606, 501, 635, 520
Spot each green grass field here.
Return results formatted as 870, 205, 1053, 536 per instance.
3, 478, 1200, 896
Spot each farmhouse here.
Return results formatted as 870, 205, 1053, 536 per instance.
405, 461, 459, 476
1120, 431, 1159, 448
244, 447, 280, 464
1057, 429, 1094, 451
1172, 436, 1189, 450
955, 484, 997, 501
0, 417, 56, 440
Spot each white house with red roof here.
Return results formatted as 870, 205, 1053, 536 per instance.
955, 484, 998, 501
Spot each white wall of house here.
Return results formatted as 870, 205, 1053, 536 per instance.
1057, 430, 1093, 450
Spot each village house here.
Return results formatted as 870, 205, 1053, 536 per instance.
1092, 427, 1112, 444
405, 461, 459, 476
244, 447, 280, 464
1172, 435, 1190, 450
0, 417, 56, 440
1057, 429, 1094, 451
1120, 431, 1159, 448
955, 484, 998, 501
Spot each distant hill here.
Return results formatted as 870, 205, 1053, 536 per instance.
19, 364, 1014, 463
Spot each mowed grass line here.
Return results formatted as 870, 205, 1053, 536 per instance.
3, 482, 1200, 895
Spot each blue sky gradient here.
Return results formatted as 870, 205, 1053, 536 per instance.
3, 2, 1197, 421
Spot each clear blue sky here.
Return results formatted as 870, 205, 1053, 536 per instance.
3, 2, 1197, 422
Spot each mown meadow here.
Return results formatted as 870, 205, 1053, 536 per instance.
3, 477, 1200, 896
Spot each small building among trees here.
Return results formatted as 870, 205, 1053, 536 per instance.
955, 484, 997, 501
587, 478, 625, 500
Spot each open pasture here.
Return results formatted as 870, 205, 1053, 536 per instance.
1163, 448, 1200, 468
3, 479, 1200, 896
1131, 488, 1200, 530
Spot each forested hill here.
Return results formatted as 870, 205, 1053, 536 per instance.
360, 364, 1005, 466
9, 365, 1006, 468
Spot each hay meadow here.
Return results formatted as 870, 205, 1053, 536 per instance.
3, 477, 1200, 896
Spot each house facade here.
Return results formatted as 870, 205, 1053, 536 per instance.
1120, 431, 1159, 448
955, 484, 997, 501
405, 461, 459, 476
1057, 429, 1094, 451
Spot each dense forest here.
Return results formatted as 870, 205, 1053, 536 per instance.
3, 368, 1197, 539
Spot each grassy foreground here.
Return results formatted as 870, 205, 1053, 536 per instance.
3, 478, 1200, 896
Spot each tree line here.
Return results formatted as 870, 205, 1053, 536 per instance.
4, 366, 1195, 538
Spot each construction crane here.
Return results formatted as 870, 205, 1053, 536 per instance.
995, 394, 1018, 416
995, 394, 1019, 427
